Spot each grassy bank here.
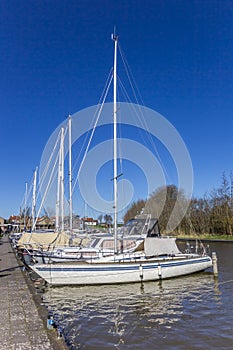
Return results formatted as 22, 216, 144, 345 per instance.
175, 234, 233, 241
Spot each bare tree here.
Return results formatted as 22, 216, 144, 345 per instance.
104, 214, 113, 227
98, 214, 103, 224
123, 199, 146, 223
144, 185, 188, 234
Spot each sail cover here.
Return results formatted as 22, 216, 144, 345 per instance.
144, 237, 181, 257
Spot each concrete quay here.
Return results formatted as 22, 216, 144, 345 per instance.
0, 235, 69, 350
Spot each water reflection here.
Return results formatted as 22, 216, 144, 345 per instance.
43, 273, 220, 349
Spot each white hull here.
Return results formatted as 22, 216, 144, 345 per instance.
30, 255, 212, 286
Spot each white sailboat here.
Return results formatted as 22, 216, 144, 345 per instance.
29, 33, 212, 285
17, 116, 153, 263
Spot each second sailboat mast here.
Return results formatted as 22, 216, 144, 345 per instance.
112, 32, 118, 254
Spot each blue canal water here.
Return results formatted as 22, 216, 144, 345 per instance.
43, 241, 233, 349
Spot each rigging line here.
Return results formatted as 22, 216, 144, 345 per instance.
26, 181, 33, 205
117, 77, 169, 183
26, 175, 34, 205
19, 176, 33, 214
119, 77, 170, 183
30, 143, 61, 233
39, 125, 68, 199
34, 127, 68, 227
72, 73, 114, 194
118, 43, 145, 106
39, 129, 62, 185
37, 128, 62, 199
19, 188, 26, 214
46, 228, 64, 247
117, 111, 124, 179
71, 68, 113, 177
57, 124, 70, 193
118, 44, 171, 183
117, 75, 134, 103
117, 74, 143, 161
99, 67, 114, 105
117, 75, 150, 144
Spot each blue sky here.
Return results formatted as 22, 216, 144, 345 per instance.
1, 0, 233, 219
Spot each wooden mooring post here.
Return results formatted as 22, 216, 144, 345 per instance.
212, 252, 218, 277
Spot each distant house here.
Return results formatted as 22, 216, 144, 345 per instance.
7, 215, 21, 231
8, 215, 21, 224
82, 217, 98, 226
35, 216, 54, 230
7, 215, 55, 231
0, 216, 5, 232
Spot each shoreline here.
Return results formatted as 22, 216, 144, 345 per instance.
175, 236, 233, 243
21, 262, 69, 350
0, 235, 69, 350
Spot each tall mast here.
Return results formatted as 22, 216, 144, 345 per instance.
112, 30, 118, 254
55, 141, 61, 232
24, 182, 28, 230
68, 115, 73, 232
31, 167, 37, 231
56, 127, 64, 232
60, 127, 65, 231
